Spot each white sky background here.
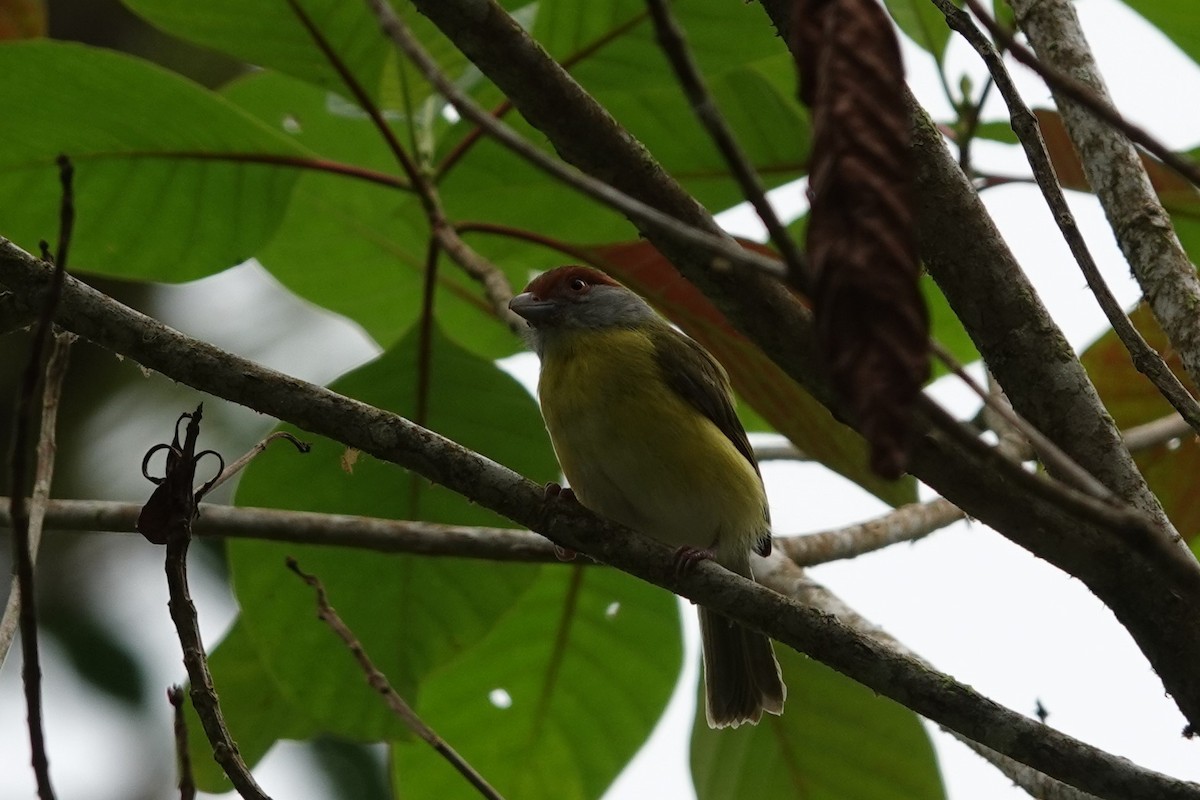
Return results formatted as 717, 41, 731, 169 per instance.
3, 0, 1200, 797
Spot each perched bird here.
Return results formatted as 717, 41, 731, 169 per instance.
509, 265, 785, 728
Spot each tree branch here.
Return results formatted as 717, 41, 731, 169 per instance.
288, 559, 505, 800
750, 553, 1200, 800
1006, 0, 1200, 398
779, 497, 964, 565
932, 0, 1200, 438
1, 250, 1197, 795
12, 0, 1200, 727
643, 0, 809, 286
0, 330, 72, 668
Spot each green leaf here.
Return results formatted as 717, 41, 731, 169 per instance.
184, 620, 321, 793
392, 567, 683, 800
537, 0, 792, 91
924, 274, 979, 378
227, 323, 557, 742
122, 0, 392, 101
971, 120, 1019, 145
1120, 1, 1200, 70
691, 647, 945, 800
883, 0, 955, 62
0, 40, 306, 281
222, 70, 520, 357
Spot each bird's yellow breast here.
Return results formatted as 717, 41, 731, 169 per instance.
537, 327, 766, 556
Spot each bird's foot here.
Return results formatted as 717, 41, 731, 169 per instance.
543, 482, 578, 561
672, 546, 715, 578
543, 482, 575, 503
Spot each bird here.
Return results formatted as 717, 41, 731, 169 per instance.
509, 265, 785, 728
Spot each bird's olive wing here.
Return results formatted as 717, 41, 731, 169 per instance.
654, 329, 772, 554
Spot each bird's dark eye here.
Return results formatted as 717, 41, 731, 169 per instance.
568, 278, 588, 292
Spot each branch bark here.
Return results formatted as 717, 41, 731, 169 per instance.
1007, 0, 1200, 395
395, 0, 1200, 729
1, 246, 1197, 796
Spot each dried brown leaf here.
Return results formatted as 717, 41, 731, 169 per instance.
792, 0, 929, 478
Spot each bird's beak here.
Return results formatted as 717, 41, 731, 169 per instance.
509, 292, 558, 324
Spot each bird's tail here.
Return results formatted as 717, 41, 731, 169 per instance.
699, 605, 786, 728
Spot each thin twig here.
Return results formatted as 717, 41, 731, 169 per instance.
205, 431, 311, 495
778, 497, 964, 566
1124, 412, 1192, 453
751, 442, 810, 461
166, 527, 271, 800
914, 399, 1165, 553
644, 0, 809, 288
2, 498, 965, 569
958, 0, 1200, 190
931, 341, 1114, 500
287, 559, 505, 800
284, 0, 520, 327
0, 330, 73, 668
156, 409, 272, 800
167, 686, 196, 800
8, 155, 74, 800
364, 0, 786, 280
932, 0, 1200, 438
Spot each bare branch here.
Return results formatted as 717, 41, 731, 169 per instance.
7, 155, 74, 800
778, 497, 964, 566
960, 0, 1200, 191
288, 559, 505, 800
931, 341, 1113, 500
931, 0, 1200, 439
950, 735, 1103, 800
167, 686, 197, 800
151, 408, 272, 800
1124, 413, 1192, 453
364, 0, 787, 280
0, 330, 72, 667
3, 242, 1199, 795
1005, 0, 1200, 397
205, 431, 310, 495
643, 0, 808, 286
754, 554, 1194, 800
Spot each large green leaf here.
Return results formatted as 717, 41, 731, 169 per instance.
883, 0, 956, 62
0, 40, 307, 280
221, 70, 519, 356
122, 0, 392, 101
691, 647, 945, 800
392, 567, 683, 799
227, 323, 557, 743
1120, 1, 1200, 70
184, 620, 321, 793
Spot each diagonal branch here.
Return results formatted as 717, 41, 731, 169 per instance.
643, 0, 809, 286
960, 0, 1200, 191
1, 249, 1198, 797
1005, 0, 1200, 399
755, 557, 1117, 800
288, 559, 505, 800
931, 0, 1200, 438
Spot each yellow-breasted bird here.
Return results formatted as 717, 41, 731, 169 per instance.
509, 265, 785, 728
